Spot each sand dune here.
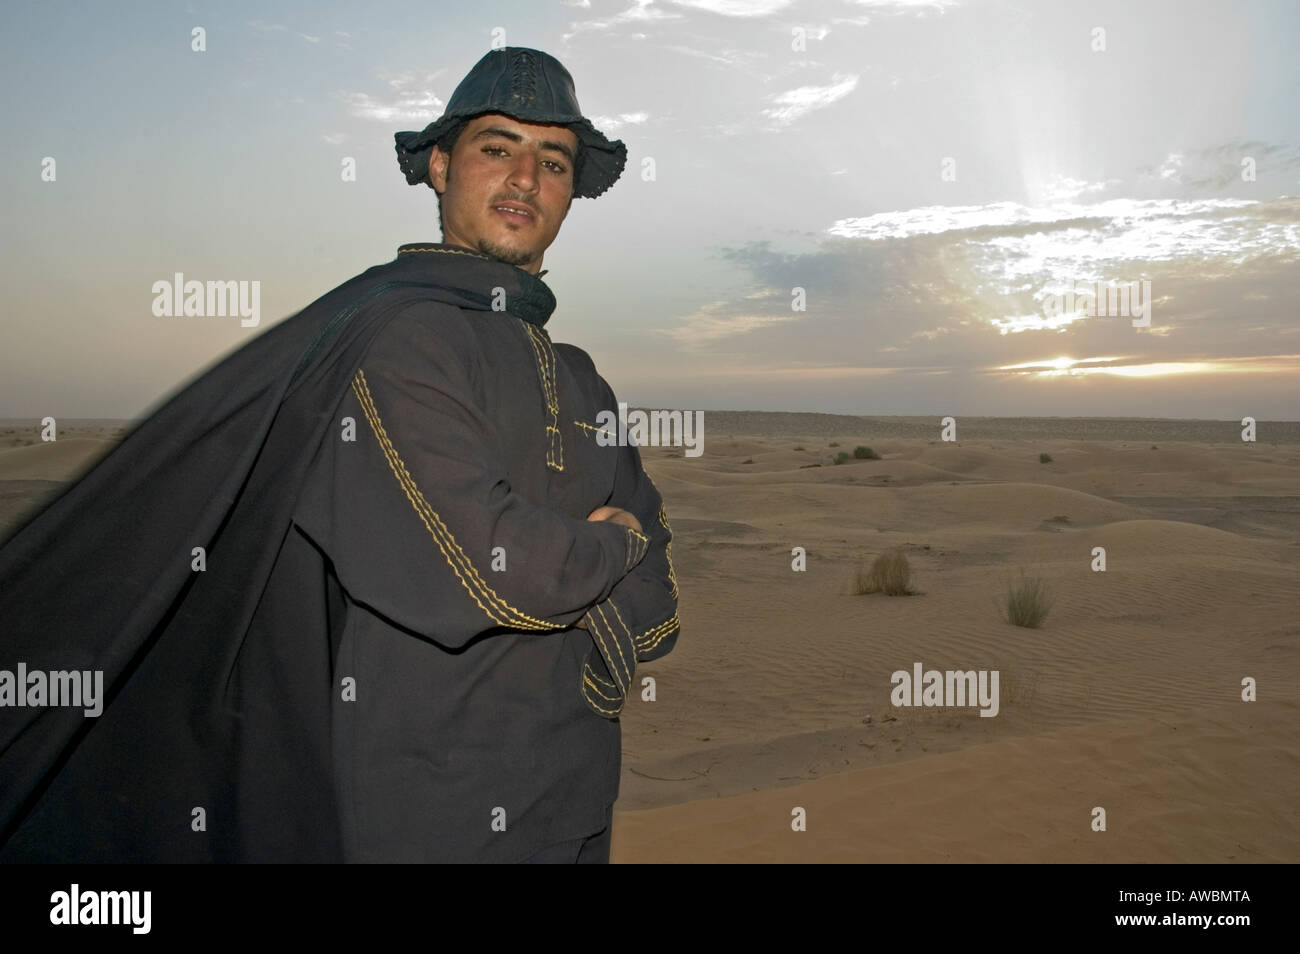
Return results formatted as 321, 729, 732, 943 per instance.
0, 434, 122, 534
614, 430, 1300, 861
1, 418, 1297, 862
612, 699, 1300, 863
0, 436, 118, 481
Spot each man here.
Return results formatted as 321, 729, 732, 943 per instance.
0, 47, 679, 863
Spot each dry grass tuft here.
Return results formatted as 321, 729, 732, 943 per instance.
854, 551, 916, 596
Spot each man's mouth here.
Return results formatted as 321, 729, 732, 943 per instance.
494, 204, 535, 226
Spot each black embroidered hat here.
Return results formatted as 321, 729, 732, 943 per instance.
394, 47, 627, 199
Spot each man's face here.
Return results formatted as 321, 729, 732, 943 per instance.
429, 113, 578, 275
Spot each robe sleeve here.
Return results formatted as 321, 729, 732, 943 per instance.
577, 383, 681, 717
294, 306, 650, 648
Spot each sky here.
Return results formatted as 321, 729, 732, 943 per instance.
2, 0, 1298, 421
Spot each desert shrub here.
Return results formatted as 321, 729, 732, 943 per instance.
854, 551, 914, 596
1001, 571, 1054, 627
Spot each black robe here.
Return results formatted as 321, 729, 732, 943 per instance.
0, 242, 680, 862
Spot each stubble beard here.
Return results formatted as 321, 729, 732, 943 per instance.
437, 169, 538, 268
475, 233, 537, 268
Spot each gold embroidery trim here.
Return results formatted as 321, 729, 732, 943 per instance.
573, 419, 616, 441
635, 615, 680, 655
584, 661, 618, 693
582, 664, 621, 700
523, 324, 564, 472
597, 599, 635, 688
588, 603, 632, 692
397, 246, 492, 260
645, 472, 678, 600
351, 368, 564, 632
624, 526, 650, 571
581, 664, 623, 715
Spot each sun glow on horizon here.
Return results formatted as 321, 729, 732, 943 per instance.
997, 355, 1300, 378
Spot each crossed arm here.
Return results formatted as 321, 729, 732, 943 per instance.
295, 305, 680, 714
293, 307, 653, 647
573, 390, 681, 716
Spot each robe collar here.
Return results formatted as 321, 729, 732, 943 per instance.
393, 242, 557, 328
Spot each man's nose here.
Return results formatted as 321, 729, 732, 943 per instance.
506, 152, 542, 192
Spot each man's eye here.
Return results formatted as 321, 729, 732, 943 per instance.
484, 146, 565, 173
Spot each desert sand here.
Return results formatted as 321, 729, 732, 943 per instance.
2, 415, 1297, 862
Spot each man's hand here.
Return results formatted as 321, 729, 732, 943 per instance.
572, 506, 643, 631
586, 505, 643, 534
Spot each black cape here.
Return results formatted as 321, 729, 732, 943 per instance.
0, 243, 624, 862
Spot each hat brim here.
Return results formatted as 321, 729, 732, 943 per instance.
394, 111, 626, 199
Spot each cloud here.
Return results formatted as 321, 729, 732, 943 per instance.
846, 0, 959, 10
662, 44, 765, 68
246, 19, 321, 45
344, 68, 447, 124
761, 73, 858, 127
1139, 140, 1300, 190
996, 354, 1300, 378
830, 195, 1300, 336
562, 0, 686, 41
826, 0, 960, 28
657, 296, 804, 348
685, 192, 1300, 391
587, 111, 651, 132
1037, 175, 1123, 203
667, 0, 797, 16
